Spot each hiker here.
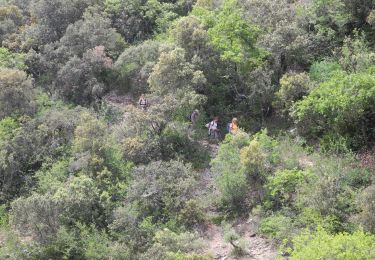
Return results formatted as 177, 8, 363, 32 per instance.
190, 109, 199, 128
138, 94, 148, 110
206, 116, 220, 139
228, 117, 239, 134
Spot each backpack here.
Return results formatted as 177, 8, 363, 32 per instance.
187, 113, 192, 121
226, 123, 231, 133
140, 98, 148, 106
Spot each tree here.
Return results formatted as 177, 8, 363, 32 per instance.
0, 4, 24, 44
0, 107, 82, 203
114, 40, 173, 95
126, 160, 198, 221
26, 0, 100, 46
0, 68, 35, 119
208, 0, 263, 71
56, 46, 113, 105
274, 72, 313, 116
11, 194, 61, 243
104, 0, 185, 43
173, 16, 208, 59
148, 48, 206, 95
57, 7, 125, 59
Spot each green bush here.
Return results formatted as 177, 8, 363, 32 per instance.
0, 47, 26, 70
126, 160, 199, 223
10, 194, 61, 243
160, 122, 210, 168
141, 229, 204, 260
265, 169, 311, 210
309, 59, 342, 82
274, 72, 313, 115
259, 214, 294, 242
0, 204, 8, 226
296, 155, 367, 232
284, 228, 375, 259
0, 68, 36, 120
177, 199, 207, 229
0, 117, 19, 145
293, 68, 375, 149
357, 184, 375, 233
211, 133, 250, 214
212, 130, 278, 214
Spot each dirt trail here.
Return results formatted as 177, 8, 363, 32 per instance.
203, 222, 277, 260
199, 141, 277, 260
104, 97, 277, 259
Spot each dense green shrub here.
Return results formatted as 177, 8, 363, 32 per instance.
0, 47, 26, 69
141, 229, 204, 260
160, 122, 210, 168
212, 130, 280, 214
295, 155, 368, 232
126, 160, 199, 222
259, 214, 294, 243
53, 175, 104, 227
0, 204, 8, 226
265, 169, 310, 210
357, 184, 375, 233
114, 40, 172, 95
177, 199, 207, 228
284, 228, 375, 259
211, 132, 250, 213
0, 68, 36, 119
0, 107, 82, 203
309, 59, 342, 82
10, 194, 61, 243
293, 68, 375, 149
274, 72, 313, 115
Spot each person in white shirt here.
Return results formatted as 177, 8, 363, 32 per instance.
206, 116, 219, 139
138, 94, 148, 110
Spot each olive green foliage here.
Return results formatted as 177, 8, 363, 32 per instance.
0, 67, 35, 119
104, 0, 192, 43
357, 184, 375, 233
56, 46, 114, 105
265, 169, 311, 210
173, 16, 207, 59
207, 0, 263, 68
126, 160, 198, 222
293, 69, 375, 149
259, 214, 294, 243
2, 0, 375, 258
211, 132, 250, 213
25, 0, 101, 46
274, 72, 313, 115
212, 130, 279, 214
0, 4, 24, 45
141, 229, 205, 260
297, 155, 371, 233
11, 193, 61, 243
0, 47, 25, 69
284, 228, 375, 259
114, 40, 172, 94
0, 107, 81, 202
148, 47, 206, 95
309, 59, 342, 82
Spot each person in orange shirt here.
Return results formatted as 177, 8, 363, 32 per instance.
229, 117, 239, 134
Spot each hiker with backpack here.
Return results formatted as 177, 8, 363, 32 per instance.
206, 116, 220, 139
189, 109, 199, 128
227, 117, 239, 134
138, 94, 148, 110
